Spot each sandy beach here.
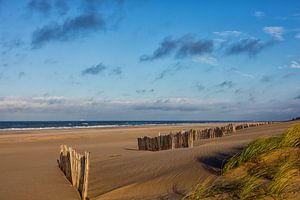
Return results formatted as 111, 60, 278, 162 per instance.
0, 121, 298, 200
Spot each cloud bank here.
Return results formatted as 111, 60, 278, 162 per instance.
141, 33, 278, 61
1, 96, 300, 121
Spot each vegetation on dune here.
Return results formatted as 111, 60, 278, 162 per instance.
223, 124, 300, 173
184, 124, 300, 200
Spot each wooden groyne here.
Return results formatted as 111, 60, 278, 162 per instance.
137, 122, 272, 151
192, 123, 236, 141
137, 131, 193, 151
57, 145, 90, 200
235, 122, 270, 130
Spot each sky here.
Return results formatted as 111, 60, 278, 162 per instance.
0, 0, 300, 121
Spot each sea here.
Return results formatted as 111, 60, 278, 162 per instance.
0, 120, 242, 131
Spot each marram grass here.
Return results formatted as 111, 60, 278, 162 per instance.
183, 124, 300, 200
223, 124, 300, 173
235, 175, 263, 200
267, 156, 298, 198
182, 177, 214, 200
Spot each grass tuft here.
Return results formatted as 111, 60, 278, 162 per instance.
235, 175, 263, 200
267, 156, 298, 198
182, 177, 214, 200
280, 125, 300, 147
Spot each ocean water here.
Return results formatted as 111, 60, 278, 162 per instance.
0, 120, 237, 131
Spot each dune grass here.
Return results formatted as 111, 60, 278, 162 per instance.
267, 156, 298, 198
184, 124, 300, 200
223, 124, 300, 173
182, 177, 214, 200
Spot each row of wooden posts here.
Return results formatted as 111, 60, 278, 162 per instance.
137, 131, 194, 151
57, 145, 90, 200
192, 123, 236, 141
137, 122, 272, 151
235, 122, 272, 130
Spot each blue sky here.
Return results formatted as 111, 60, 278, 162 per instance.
0, 0, 300, 121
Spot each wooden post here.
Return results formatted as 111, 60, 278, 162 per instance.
231, 123, 236, 134
69, 147, 76, 185
137, 138, 146, 150
75, 153, 81, 189
82, 152, 90, 200
177, 132, 183, 148
170, 134, 175, 149
187, 131, 193, 148
58, 145, 90, 200
145, 137, 150, 151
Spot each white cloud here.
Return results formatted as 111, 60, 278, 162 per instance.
293, 13, 300, 17
213, 30, 244, 37
263, 26, 284, 41
234, 71, 254, 78
229, 68, 254, 78
194, 54, 218, 66
277, 65, 287, 70
254, 11, 265, 18
290, 61, 300, 69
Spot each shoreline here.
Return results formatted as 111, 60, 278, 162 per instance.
0, 120, 277, 134
0, 122, 235, 134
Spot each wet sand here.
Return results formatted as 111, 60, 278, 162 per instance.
0, 121, 298, 200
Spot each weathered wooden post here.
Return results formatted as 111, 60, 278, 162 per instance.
176, 132, 183, 148
231, 123, 236, 134
137, 137, 144, 150
58, 145, 90, 200
182, 132, 187, 147
208, 128, 213, 138
150, 137, 155, 151
144, 137, 150, 151
169, 134, 175, 149
158, 133, 161, 150
82, 152, 90, 200
214, 127, 221, 137
187, 131, 193, 148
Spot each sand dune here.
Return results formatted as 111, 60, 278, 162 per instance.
0, 121, 298, 200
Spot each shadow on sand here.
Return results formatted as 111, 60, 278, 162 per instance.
197, 146, 244, 175
123, 147, 140, 151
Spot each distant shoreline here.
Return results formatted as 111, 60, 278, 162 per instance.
0, 120, 257, 132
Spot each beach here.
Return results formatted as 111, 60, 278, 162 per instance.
0, 121, 298, 200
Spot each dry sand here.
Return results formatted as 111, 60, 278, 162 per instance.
0, 121, 299, 200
